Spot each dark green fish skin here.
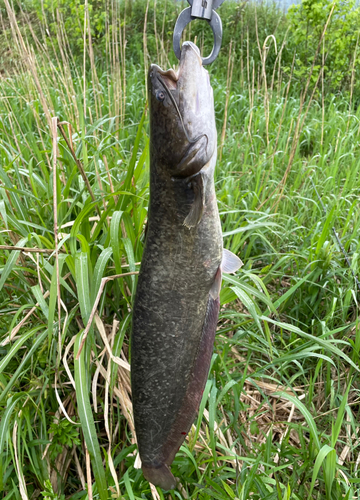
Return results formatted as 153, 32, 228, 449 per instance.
131, 42, 223, 490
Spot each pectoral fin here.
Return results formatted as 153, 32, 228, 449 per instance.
222, 248, 243, 273
210, 249, 243, 300
183, 172, 205, 229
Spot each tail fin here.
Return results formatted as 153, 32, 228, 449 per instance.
142, 463, 177, 490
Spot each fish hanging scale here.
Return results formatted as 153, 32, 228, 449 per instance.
173, 0, 227, 65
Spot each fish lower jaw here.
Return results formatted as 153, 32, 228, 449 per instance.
142, 462, 177, 490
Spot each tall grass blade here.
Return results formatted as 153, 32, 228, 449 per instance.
0, 327, 42, 374
0, 395, 25, 491
74, 332, 108, 500
275, 392, 321, 451
307, 444, 335, 499
0, 328, 47, 404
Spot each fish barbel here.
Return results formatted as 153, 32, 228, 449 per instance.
131, 41, 242, 490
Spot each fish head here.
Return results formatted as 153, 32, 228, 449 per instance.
149, 41, 216, 178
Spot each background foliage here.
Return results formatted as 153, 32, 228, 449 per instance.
2, 0, 360, 94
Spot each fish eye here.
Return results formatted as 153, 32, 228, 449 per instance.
156, 90, 165, 102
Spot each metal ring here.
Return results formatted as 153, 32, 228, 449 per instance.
173, 7, 223, 65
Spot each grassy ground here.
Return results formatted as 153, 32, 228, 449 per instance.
1, 1, 360, 499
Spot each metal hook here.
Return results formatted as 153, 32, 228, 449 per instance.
173, 0, 226, 65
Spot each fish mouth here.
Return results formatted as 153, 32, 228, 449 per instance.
156, 67, 179, 90
153, 41, 202, 88
152, 40, 202, 90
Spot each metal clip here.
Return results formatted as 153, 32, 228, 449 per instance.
173, 0, 226, 65
191, 0, 214, 21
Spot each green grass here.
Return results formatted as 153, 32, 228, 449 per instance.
1, 1, 360, 499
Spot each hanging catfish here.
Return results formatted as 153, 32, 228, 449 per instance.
131, 41, 242, 490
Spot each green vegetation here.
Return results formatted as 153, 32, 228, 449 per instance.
0, 0, 360, 499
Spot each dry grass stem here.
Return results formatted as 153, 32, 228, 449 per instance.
76, 271, 138, 359
85, 446, 93, 500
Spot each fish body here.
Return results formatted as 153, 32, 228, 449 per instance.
131, 42, 240, 490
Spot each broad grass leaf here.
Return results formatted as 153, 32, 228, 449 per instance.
315, 205, 335, 255
65, 255, 76, 279
122, 236, 136, 293
209, 382, 218, 469
247, 272, 277, 315
0, 327, 47, 404
90, 203, 113, 243
3, 212, 29, 237
0, 237, 27, 292
308, 444, 335, 499
192, 379, 213, 451
69, 201, 98, 255
324, 447, 336, 497
0, 199, 8, 229
223, 274, 275, 312
0, 327, 43, 374
122, 106, 147, 195
274, 392, 320, 451
221, 480, 236, 499
282, 483, 291, 500
122, 212, 136, 248
260, 316, 359, 372
332, 378, 352, 447
223, 221, 278, 237
123, 469, 135, 500
17, 220, 53, 233
91, 247, 113, 305
134, 138, 149, 184
272, 270, 315, 310
0, 394, 26, 491
74, 332, 108, 500
110, 210, 123, 274
0, 165, 29, 224
75, 252, 92, 325
262, 347, 335, 372
47, 255, 66, 340
179, 444, 202, 480
220, 286, 237, 305
8, 303, 38, 335
232, 285, 264, 336
31, 285, 49, 317
343, 488, 354, 500
239, 455, 262, 499
216, 379, 238, 407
